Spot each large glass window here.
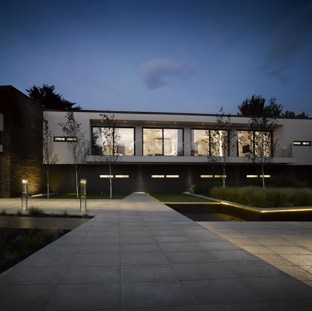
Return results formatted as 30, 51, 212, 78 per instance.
91, 127, 134, 156
238, 130, 272, 157
143, 128, 183, 156
191, 129, 229, 156
191, 129, 209, 156
238, 131, 252, 157
210, 130, 229, 157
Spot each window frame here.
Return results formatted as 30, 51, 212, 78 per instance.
142, 127, 184, 156
191, 128, 230, 157
91, 126, 135, 156
237, 130, 273, 157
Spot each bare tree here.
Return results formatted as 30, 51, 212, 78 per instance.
59, 111, 89, 198
97, 113, 121, 199
238, 96, 280, 188
43, 119, 58, 198
243, 114, 279, 188
207, 107, 235, 188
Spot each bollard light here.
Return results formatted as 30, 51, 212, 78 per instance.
80, 179, 87, 212
21, 179, 28, 211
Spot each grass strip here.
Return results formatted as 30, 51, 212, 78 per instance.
150, 193, 213, 202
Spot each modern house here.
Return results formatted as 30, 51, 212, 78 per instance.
1, 85, 312, 197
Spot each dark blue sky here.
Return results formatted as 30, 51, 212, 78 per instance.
1, 0, 312, 115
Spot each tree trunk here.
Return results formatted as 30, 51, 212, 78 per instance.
109, 163, 113, 199
75, 165, 79, 198
47, 166, 50, 199
261, 164, 265, 188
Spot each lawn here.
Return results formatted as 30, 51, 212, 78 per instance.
149, 193, 212, 202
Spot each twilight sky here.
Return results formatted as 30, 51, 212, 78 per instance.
1, 0, 312, 115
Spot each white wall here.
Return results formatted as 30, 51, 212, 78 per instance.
44, 110, 312, 165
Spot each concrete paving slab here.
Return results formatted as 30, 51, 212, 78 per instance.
1, 193, 312, 310
200, 221, 312, 287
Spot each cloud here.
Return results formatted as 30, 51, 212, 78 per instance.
143, 58, 196, 89
263, 1, 312, 83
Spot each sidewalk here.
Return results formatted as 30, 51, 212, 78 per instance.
0, 193, 312, 310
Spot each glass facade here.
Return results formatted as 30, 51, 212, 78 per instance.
238, 131, 252, 157
238, 130, 272, 157
143, 128, 183, 156
191, 129, 229, 156
91, 127, 134, 156
191, 129, 209, 156
210, 130, 229, 157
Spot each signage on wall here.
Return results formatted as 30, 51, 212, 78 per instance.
54, 136, 77, 142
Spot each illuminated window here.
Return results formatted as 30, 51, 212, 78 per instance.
166, 175, 179, 178
92, 127, 134, 156
210, 130, 229, 157
293, 141, 311, 146
151, 175, 165, 178
247, 175, 271, 178
143, 128, 183, 156
191, 129, 229, 156
115, 175, 129, 178
260, 175, 271, 178
191, 129, 209, 156
238, 131, 272, 157
214, 175, 227, 178
100, 175, 114, 178
200, 175, 213, 178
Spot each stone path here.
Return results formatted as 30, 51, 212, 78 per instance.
0, 193, 312, 310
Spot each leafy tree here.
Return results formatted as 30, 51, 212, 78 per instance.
296, 111, 309, 118
26, 84, 81, 110
208, 107, 235, 188
282, 110, 309, 118
238, 95, 283, 117
281, 110, 296, 118
59, 111, 88, 198
43, 119, 59, 198
239, 94, 308, 119
239, 96, 279, 188
95, 114, 121, 199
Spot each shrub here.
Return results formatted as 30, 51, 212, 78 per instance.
62, 210, 69, 218
28, 206, 46, 217
267, 176, 308, 188
209, 187, 312, 208
192, 180, 223, 195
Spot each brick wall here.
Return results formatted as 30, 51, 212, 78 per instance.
0, 86, 44, 197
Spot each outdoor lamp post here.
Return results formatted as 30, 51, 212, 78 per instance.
21, 179, 28, 211
80, 179, 87, 212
